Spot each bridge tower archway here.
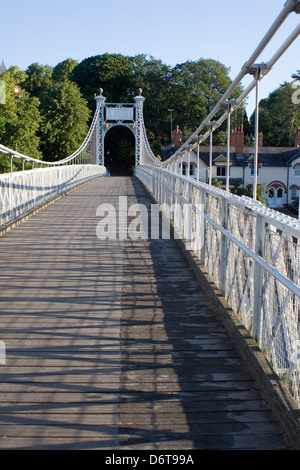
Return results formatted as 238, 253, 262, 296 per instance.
93, 88, 146, 169
104, 124, 135, 176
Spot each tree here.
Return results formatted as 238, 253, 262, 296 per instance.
234, 184, 268, 205
52, 59, 78, 82
0, 66, 41, 172
169, 59, 243, 146
38, 80, 90, 161
22, 63, 53, 98
71, 54, 136, 111
70, 53, 245, 157
250, 82, 300, 146
132, 55, 172, 152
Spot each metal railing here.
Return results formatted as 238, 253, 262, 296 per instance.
136, 164, 300, 407
0, 99, 106, 228
144, 0, 300, 178
0, 164, 106, 228
134, 1, 300, 405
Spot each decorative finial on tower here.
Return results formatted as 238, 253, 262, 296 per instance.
138, 88, 142, 96
94, 88, 106, 103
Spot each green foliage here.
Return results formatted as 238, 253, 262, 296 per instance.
212, 178, 222, 188
170, 59, 239, 144
71, 53, 136, 111
0, 52, 255, 173
104, 126, 135, 176
250, 82, 300, 147
131, 55, 172, 152
38, 80, 90, 161
234, 184, 268, 205
70, 54, 238, 154
52, 59, 78, 82
22, 63, 53, 98
0, 66, 41, 172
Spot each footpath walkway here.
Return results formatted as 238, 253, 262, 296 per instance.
0, 176, 291, 449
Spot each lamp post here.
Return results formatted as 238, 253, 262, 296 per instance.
168, 109, 174, 140
224, 100, 237, 193
207, 121, 218, 185
249, 63, 267, 200
12, 86, 21, 158
13, 86, 21, 106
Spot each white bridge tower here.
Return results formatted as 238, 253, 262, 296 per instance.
94, 88, 147, 167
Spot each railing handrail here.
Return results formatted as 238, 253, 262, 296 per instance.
140, 0, 300, 167
138, 164, 300, 237
135, 163, 300, 408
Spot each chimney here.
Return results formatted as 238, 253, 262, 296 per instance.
295, 127, 300, 148
231, 124, 244, 157
172, 125, 183, 150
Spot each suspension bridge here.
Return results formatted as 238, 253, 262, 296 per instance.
0, 0, 300, 451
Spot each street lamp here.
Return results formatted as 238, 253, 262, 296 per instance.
13, 86, 21, 113
13, 87, 21, 99
168, 109, 174, 140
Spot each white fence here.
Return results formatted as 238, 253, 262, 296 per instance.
135, 164, 300, 407
0, 164, 106, 228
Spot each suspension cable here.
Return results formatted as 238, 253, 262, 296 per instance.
0, 99, 101, 166
153, 0, 300, 167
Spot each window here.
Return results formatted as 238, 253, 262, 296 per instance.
268, 188, 274, 198
190, 164, 196, 176
295, 165, 300, 177
216, 167, 226, 176
291, 186, 297, 200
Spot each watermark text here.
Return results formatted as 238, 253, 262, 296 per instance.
96, 196, 204, 246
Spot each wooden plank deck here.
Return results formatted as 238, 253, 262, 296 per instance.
0, 176, 291, 450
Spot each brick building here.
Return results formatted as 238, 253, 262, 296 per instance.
163, 125, 300, 208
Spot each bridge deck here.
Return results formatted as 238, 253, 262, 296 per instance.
0, 176, 291, 450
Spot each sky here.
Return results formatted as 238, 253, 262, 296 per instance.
1, 0, 299, 116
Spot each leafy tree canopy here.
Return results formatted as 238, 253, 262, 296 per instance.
22, 62, 53, 98
0, 66, 41, 172
251, 82, 300, 147
71, 53, 137, 110
52, 59, 78, 82
4, 53, 297, 175
38, 80, 90, 161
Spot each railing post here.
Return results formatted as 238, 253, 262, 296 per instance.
252, 213, 266, 343
200, 188, 207, 264
197, 140, 200, 182
9, 172, 13, 220
249, 64, 267, 200
178, 176, 183, 235
224, 100, 236, 193
196, 136, 204, 182
219, 196, 228, 293
207, 122, 217, 185
184, 180, 193, 245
